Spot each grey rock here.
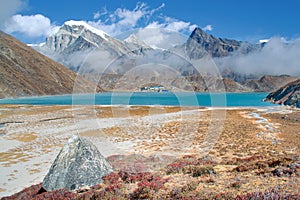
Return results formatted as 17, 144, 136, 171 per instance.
265, 79, 300, 108
185, 27, 258, 59
185, 27, 241, 59
42, 135, 113, 191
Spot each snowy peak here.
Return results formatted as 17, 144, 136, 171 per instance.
44, 20, 117, 53
259, 39, 270, 44
36, 20, 137, 71
63, 20, 109, 41
124, 34, 148, 47
123, 34, 152, 54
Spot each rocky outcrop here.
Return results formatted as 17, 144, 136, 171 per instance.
42, 135, 113, 191
185, 28, 255, 59
0, 31, 101, 99
265, 79, 300, 108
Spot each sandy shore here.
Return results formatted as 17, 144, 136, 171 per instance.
0, 105, 299, 197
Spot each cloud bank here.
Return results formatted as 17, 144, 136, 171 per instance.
4, 14, 59, 38
215, 37, 300, 76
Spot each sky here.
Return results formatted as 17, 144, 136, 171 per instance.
1, 0, 300, 44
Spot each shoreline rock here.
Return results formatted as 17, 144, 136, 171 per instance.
265, 79, 300, 108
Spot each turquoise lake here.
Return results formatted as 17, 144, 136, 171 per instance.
0, 92, 276, 107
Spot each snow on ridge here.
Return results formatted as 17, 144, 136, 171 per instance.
124, 34, 150, 48
27, 42, 46, 47
259, 39, 269, 44
64, 20, 109, 41
124, 34, 140, 43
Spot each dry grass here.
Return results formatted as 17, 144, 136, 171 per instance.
1, 105, 300, 198
7, 132, 37, 142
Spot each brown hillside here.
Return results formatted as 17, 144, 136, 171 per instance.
0, 31, 101, 98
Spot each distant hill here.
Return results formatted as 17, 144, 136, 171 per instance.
244, 75, 298, 92
0, 31, 101, 99
265, 79, 300, 108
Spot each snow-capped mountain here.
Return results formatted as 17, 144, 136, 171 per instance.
46, 20, 111, 52
123, 34, 153, 55
34, 20, 188, 73
28, 21, 298, 93
124, 34, 151, 49
35, 20, 136, 71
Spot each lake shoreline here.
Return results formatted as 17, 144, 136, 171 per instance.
0, 92, 274, 107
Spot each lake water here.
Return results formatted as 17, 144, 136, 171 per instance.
0, 92, 276, 107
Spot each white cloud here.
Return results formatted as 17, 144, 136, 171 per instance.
93, 12, 100, 20
117, 9, 143, 26
216, 37, 300, 76
149, 3, 165, 15
4, 14, 59, 37
189, 24, 198, 32
115, 3, 146, 27
136, 25, 164, 48
136, 22, 188, 49
0, 0, 26, 25
87, 20, 116, 35
133, 17, 197, 48
145, 21, 163, 29
166, 21, 190, 32
163, 16, 197, 33
202, 24, 213, 31
86, 3, 198, 48
87, 3, 168, 36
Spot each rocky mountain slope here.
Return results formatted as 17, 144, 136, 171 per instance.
265, 79, 300, 108
185, 27, 256, 59
0, 31, 100, 99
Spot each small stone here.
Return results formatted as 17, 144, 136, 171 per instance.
42, 135, 113, 191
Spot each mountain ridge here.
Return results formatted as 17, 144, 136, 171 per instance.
184, 27, 261, 60
27, 21, 298, 93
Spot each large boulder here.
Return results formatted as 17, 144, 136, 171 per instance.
42, 135, 113, 191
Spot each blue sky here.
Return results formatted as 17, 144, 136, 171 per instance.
1, 0, 300, 44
